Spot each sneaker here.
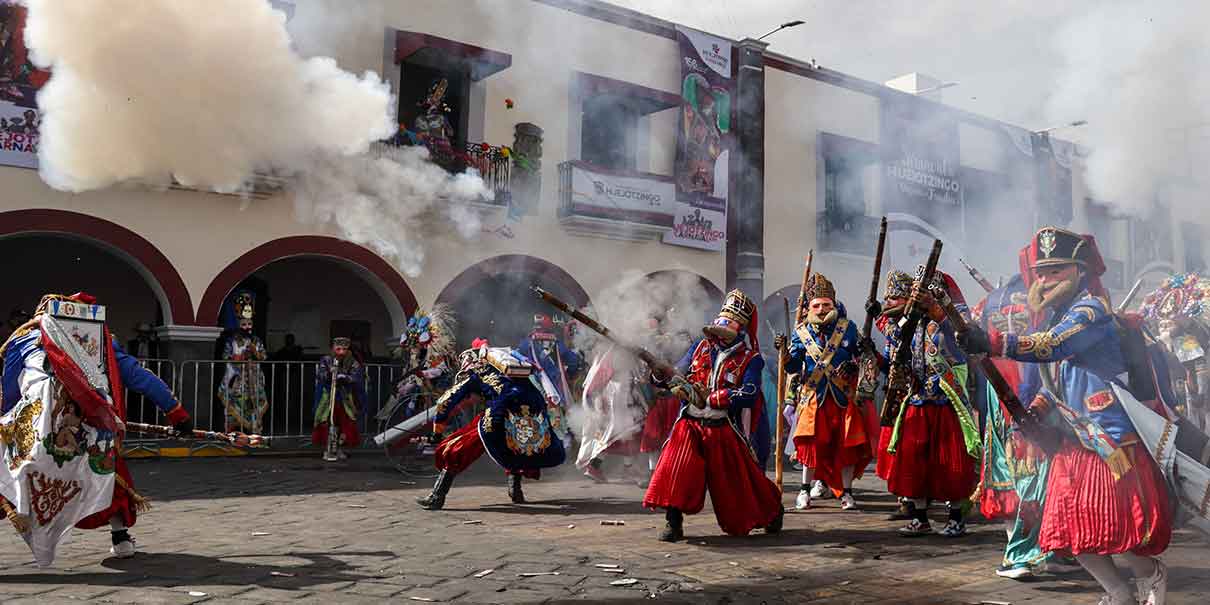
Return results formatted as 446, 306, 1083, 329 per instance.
109, 537, 137, 559
939, 519, 966, 538
794, 489, 811, 510
1135, 559, 1167, 605
898, 518, 932, 536
583, 465, 607, 483
839, 492, 858, 511
810, 480, 828, 499
995, 564, 1032, 580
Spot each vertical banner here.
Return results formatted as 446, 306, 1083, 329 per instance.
0, 1, 48, 168
665, 26, 732, 251
880, 96, 962, 236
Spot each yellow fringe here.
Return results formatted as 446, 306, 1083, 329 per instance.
115, 475, 152, 513
1106, 447, 1134, 481
0, 497, 30, 533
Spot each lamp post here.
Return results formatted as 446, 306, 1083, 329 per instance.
758, 20, 806, 41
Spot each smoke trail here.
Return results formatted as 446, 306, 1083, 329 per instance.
22, 0, 489, 273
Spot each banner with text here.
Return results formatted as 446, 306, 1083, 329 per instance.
666, 25, 732, 252
0, 1, 48, 168
566, 161, 675, 226
880, 95, 962, 236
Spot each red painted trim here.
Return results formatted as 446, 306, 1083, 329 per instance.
575, 72, 680, 113
0, 209, 195, 325
435, 254, 591, 309
196, 236, 418, 327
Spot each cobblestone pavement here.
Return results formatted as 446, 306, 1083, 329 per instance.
1, 454, 1207, 604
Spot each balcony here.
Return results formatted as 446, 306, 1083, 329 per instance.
557, 161, 676, 241
375, 135, 512, 207
816, 212, 882, 256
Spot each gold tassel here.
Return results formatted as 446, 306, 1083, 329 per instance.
114, 475, 152, 513
1106, 447, 1134, 482
0, 497, 30, 533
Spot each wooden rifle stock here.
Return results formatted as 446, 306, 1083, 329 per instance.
533, 286, 672, 378
880, 239, 943, 427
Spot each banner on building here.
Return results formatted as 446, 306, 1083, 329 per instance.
880, 96, 962, 235
666, 25, 732, 252
0, 1, 47, 169
566, 161, 676, 225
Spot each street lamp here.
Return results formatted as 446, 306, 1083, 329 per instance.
915, 81, 959, 95
1034, 120, 1088, 135
758, 20, 806, 41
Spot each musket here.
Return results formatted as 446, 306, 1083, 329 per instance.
125, 421, 266, 448
857, 217, 888, 401
533, 287, 673, 378
323, 358, 340, 462
934, 298, 1062, 455
795, 251, 815, 327
774, 295, 791, 488
880, 239, 944, 427
958, 258, 996, 294
1117, 278, 1144, 313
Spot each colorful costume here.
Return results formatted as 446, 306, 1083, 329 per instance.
417, 345, 566, 509
642, 290, 783, 541
638, 329, 695, 456
0, 293, 190, 566
218, 292, 269, 434
517, 314, 582, 446
876, 270, 980, 537
576, 345, 645, 482
312, 337, 366, 458
783, 273, 875, 511
395, 306, 458, 420
966, 228, 1171, 605
1140, 273, 1210, 430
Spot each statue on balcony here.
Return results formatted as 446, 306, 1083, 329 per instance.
675, 73, 729, 198
413, 77, 456, 162
509, 122, 543, 216
218, 292, 269, 435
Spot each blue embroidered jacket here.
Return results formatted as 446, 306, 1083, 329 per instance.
782, 315, 861, 408
516, 336, 583, 403
876, 314, 967, 406
1007, 291, 1137, 445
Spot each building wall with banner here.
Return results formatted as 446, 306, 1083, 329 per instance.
0, 1, 47, 169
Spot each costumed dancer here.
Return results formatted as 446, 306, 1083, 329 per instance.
776, 273, 874, 511
416, 342, 565, 509
0, 293, 192, 565
313, 337, 366, 461
518, 314, 583, 448
971, 273, 1071, 579
1140, 273, 1210, 431
874, 270, 980, 537
218, 292, 269, 434
577, 342, 645, 483
642, 290, 783, 542
961, 228, 1171, 605
395, 306, 458, 420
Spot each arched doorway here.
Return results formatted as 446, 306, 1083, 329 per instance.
436, 255, 590, 350
0, 209, 194, 326
198, 236, 418, 357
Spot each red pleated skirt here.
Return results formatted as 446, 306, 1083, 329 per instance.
432, 414, 540, 478
643, 417, 782, 536
793, 399, 873, 489
875, 426, 893, 480
76, 455, 137, 530
312, 401, 360, 448
880, 404, 979, 502
639, 395, 681, 453
1038, 442, 1171, 556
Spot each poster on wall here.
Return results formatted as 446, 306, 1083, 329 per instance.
566, 161, 676, 225
880, 96, 962, 236
664, 25, 732, 252
0, 1, 48, 169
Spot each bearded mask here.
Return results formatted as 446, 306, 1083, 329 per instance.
1027, 267, 1081, 313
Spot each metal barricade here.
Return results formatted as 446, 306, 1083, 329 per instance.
124, 358, 177, 427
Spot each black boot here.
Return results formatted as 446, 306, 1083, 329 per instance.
508, 474, 525, 504
659, 508, 684, 542
416, 470, 454, 510
765, 506, 785, 534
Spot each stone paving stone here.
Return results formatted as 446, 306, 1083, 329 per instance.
229, 587, 314, 602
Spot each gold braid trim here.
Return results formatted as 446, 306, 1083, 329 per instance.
114, 474, 152, 513
0, 497, 30, 533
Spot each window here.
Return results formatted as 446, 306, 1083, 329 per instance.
398, 62, 470, 164
817, 133, 879, 255
581, 98, 639, 171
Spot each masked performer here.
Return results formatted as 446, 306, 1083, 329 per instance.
313, 337, 366, 461
518, 314, 583, 447
218, 292, 268, 434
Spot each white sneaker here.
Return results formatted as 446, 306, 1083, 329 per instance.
995, 564, 1032, 580
839, 492, 858, 511
110, 538, 136, 559
794, 489, 812, 510
809, 480, 828, 499
898, 518, 932, 536
1136, 559, 1168, 605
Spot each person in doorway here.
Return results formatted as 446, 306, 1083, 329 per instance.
126, 322, 160, 359
271, 333, 304, 361
313, 337, 366, 460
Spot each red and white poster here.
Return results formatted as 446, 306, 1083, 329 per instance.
0, 1, 49, 169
